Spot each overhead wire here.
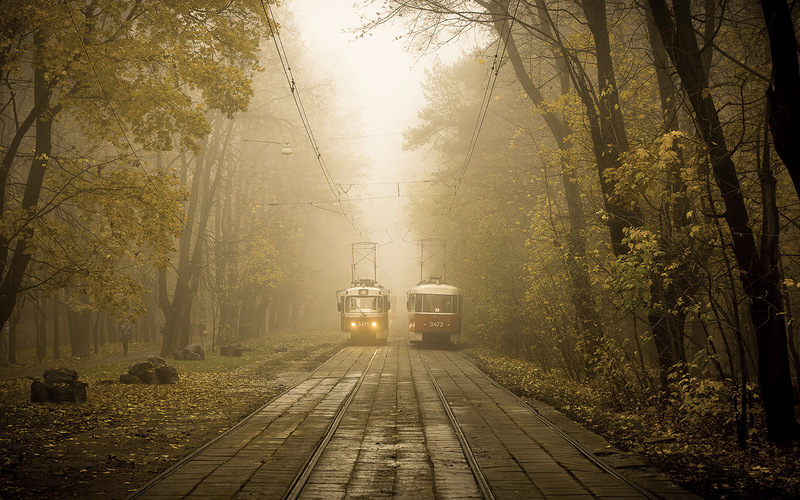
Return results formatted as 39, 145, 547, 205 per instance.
70, 0, 512, 247
435, 0, 520, 231
259, 0, 364, 239
258, 192, 443, 206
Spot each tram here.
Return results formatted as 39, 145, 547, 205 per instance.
407, 279, 462, 345
407, 238, 462, 345
337, 279, 391, 343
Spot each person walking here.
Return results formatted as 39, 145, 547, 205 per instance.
119, 321, 132, 356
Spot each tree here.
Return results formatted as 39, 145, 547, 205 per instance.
388, 0, 698, 384
647, 0, 799, 443
0, 0, 271, 339
390, 0, 606, 375
375, 0, 800, 443
159, 119, 232, 356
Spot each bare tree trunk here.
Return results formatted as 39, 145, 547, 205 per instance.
67, 308, 91, 358
7, 295, 24, 364
760, 0, 800, 198
254, 292, 271, 337
92, 312, 101, 354
160, 119, 233, 356
239, 294, 256, 339
52, 293, 61, 360
783, 280, 800, 398
648, 0, 800, 443
35, 301, 46, 361
0, 53, 59, 332
105, 313, 116, 349
268, 293, 286, 332
216, 178, 239, 343
486, 0, 604, 375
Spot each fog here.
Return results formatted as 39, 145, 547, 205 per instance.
270, 0, 473, 328
4, 1, 800, 488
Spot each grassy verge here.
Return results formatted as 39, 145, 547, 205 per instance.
464, 347, 800, 499
0, 330, 342, 499
0, 340, 162, 379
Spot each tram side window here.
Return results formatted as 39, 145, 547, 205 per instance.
416, 294, 455, 313
346, 296, 382, 313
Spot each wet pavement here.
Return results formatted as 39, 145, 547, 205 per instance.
130, 333, 700, 499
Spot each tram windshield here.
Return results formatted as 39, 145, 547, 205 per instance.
414, 294, 457, 313
346, 296, 383, 313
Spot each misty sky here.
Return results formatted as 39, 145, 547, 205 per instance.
260, 1, 485, 303
281, 0, 469, 292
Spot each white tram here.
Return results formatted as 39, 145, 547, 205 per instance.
406, 280, 462, 345
336, 279, 391, 343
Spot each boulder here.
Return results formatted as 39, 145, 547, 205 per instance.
46, 383, 75, 402
184, 344, 205, 360
128, 362, 153, 377
121, 358, 178, 385
119, 373, 139, 384
73, 381, 88, 402
138, 368, 156, 385
173, 344, 205, 361
44, 367, 78, 385
128, 361, 156, 384
31, 367, 87, 403
30, 379, 48, 402
145, 356, 166, 367
155, 365, 179, 384
220, 345, 243, 357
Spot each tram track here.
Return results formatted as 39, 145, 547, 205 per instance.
282, 348, 379, 500
129, 337, 695, 499
436, 349, 661, 500
126, 345, 349, 500
419, 349, 496, 500
296, 337, 482, 499
128, 345, 382, 499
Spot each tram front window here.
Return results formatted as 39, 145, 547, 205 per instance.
415, 294, 455, 313
346, 296, 382, 313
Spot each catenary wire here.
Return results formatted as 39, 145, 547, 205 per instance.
260, 0, 364, 239
435, 0, 521, 231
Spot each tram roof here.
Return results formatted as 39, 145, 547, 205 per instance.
407, 282, 462, 295
339, 284, 390, 295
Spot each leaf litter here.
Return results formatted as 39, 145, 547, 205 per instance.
0, 331, 341, 499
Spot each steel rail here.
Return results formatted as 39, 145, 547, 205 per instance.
445, 350, 660, 500
282, 347, 380, 500
126, 346, 351, 500
420, 351, 496, 500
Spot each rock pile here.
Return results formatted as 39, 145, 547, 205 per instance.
30, 367, 88, 402
119, 356, 179, 384
220, 343, 252, 357
172, 344, 205, 361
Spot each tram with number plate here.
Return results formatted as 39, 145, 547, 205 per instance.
406, 280, 462, 345
336, 280, 391, 343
